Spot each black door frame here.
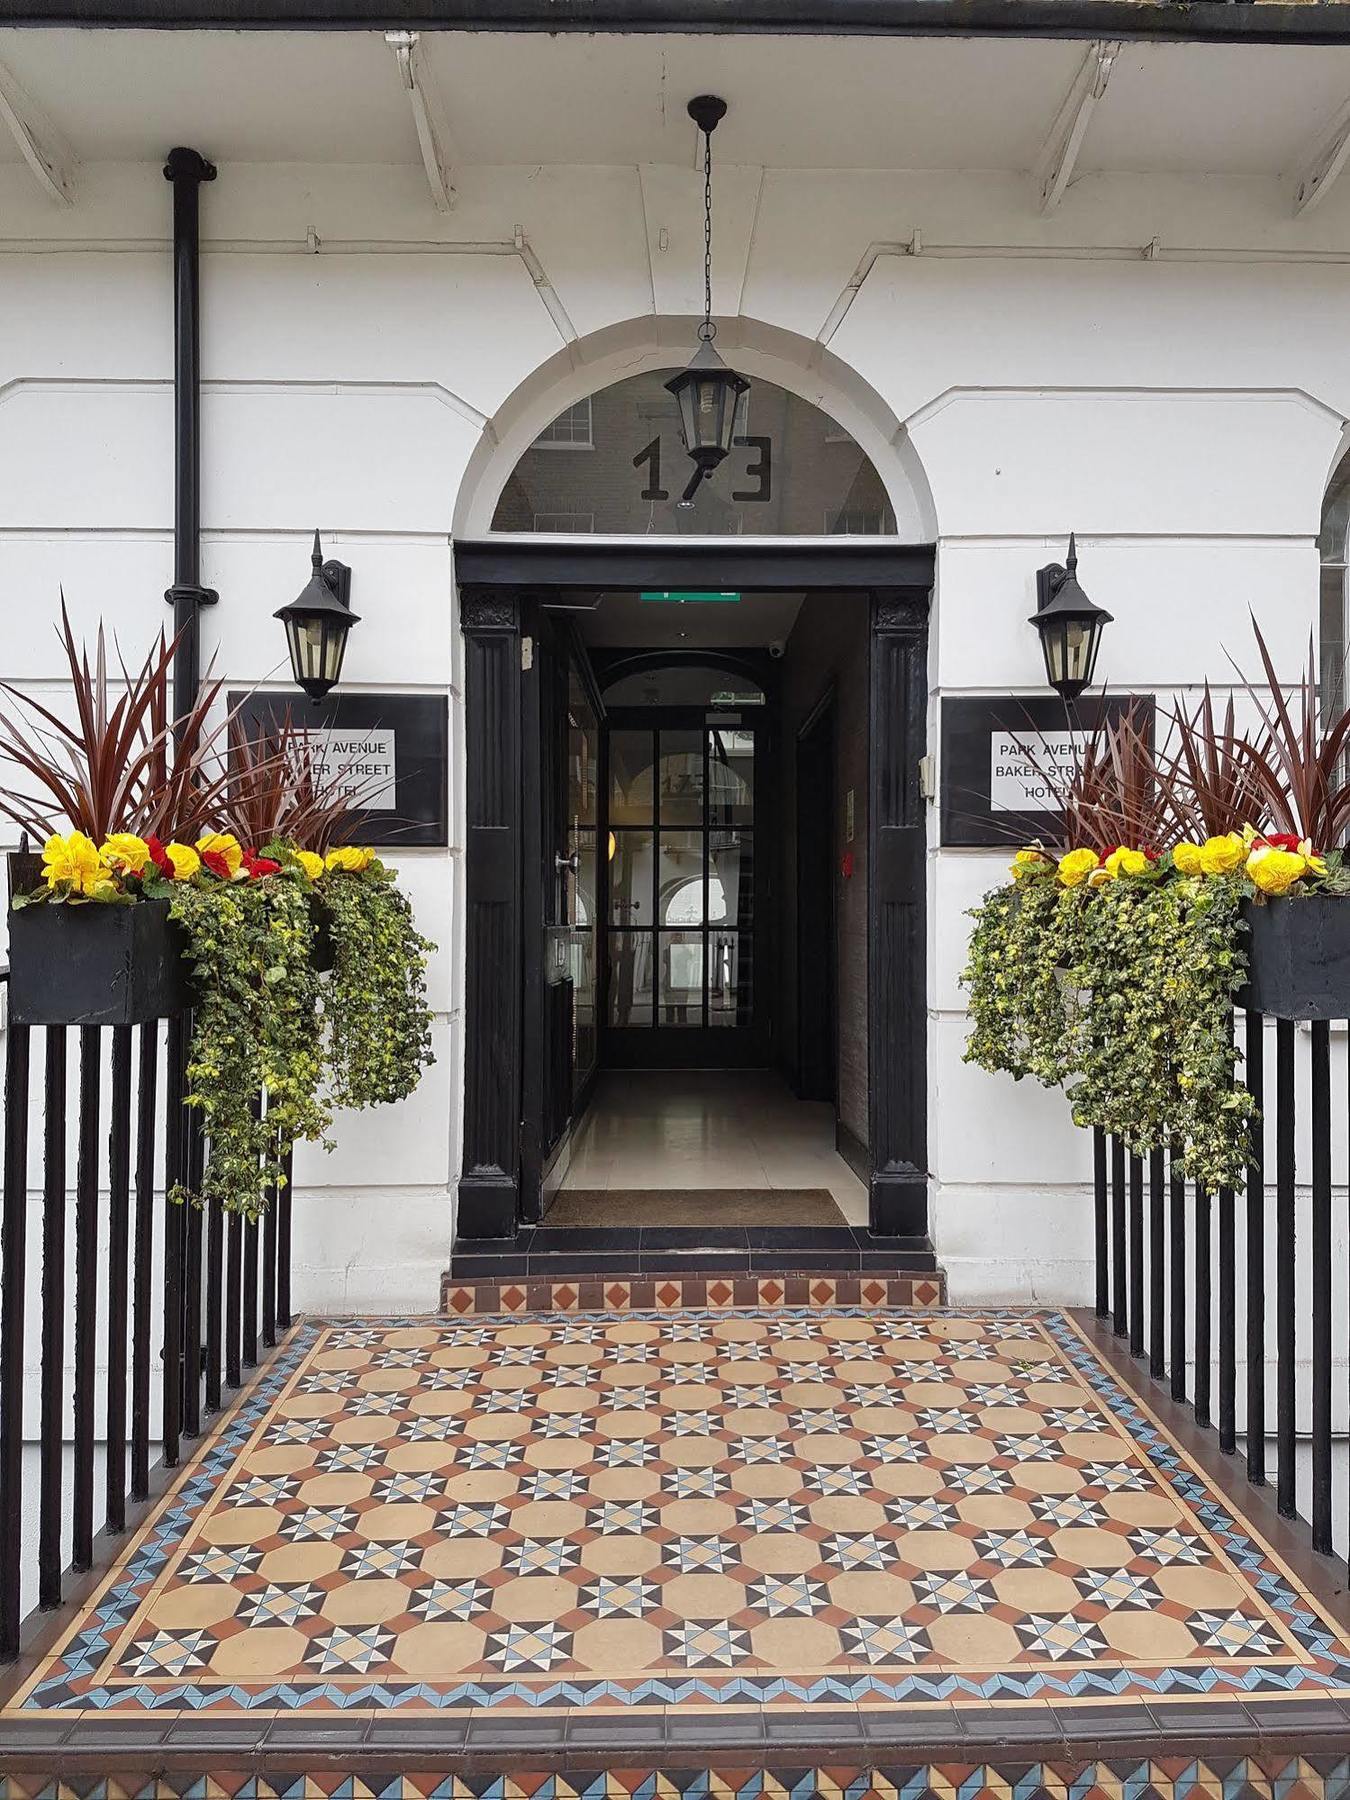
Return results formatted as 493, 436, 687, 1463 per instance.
456, 540, 935, 1242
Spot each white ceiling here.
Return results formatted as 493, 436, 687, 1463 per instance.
1, 28, 1349, 177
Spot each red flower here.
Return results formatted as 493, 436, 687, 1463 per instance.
146, 835, 172, 878
1265, 832, 1304, 853
242, 851, 282, 879
200, 848, 233, 880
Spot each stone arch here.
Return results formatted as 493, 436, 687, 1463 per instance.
452, 314, 936, 541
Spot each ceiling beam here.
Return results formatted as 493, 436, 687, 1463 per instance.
385, 30, 456, 212
1033, 39, 1120, 216
0, 56, 76, 206
1294, 98, 1350, 215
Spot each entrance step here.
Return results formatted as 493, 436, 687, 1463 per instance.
448, 1223, 938, 1279
443, 1249, 944, 1316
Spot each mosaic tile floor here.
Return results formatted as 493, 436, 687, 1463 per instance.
9, 1308, 1350, 1731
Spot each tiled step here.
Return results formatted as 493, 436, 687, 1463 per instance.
441, 1267, 946, 1315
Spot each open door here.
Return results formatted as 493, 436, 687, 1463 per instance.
521, 610, 602, 1221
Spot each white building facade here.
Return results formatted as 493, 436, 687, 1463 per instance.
4, 11, 1350, 1316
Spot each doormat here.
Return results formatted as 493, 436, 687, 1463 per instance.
546, 1188, 846, 1226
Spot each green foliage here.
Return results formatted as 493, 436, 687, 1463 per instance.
320, 860, 436, 1109
962, 868, 1255, 1193
164, 873, 331, 1220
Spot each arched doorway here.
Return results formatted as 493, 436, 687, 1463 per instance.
454, 334, 935, 1251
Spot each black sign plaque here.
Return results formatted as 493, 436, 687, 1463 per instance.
227, 691, 449, 849
939, 693, 1156, 849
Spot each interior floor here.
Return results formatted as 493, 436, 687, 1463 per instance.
554, 1070, 869, 1225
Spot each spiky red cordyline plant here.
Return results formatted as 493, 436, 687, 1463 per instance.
1230, 619, 1350, 851
1001, 698, 1178, 856
0, 599, 242, 845
1156, 686, 1266, 842
213, 716, 376, 854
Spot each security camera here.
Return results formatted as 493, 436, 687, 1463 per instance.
768, 640, 786, 660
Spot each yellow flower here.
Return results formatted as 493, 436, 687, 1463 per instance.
195, 832, 243, 877
1172, 842, 1204, 876
1057, 848, 1099, 887
1009, 848, 1050, 880
1246, 844, 1310, 896
99, 832, 151, 875
41, 831, 115, 898
325, 846, 374, 874
1198, 833, 1246, 876
164, 841, 201, 881
294, 849, 325, 882
1104, 847, 1151, 879
1298, 838, 1328, 876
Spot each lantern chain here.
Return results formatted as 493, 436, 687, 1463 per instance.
700, 126, 714, 342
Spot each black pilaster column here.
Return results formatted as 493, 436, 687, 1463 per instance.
867, 587, 931, 1237
458, 588, 524, 1239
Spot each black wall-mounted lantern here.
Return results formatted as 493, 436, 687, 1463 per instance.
1030, 534, 1113, 704
666, 95, 750, 505
275, 530, 359, 702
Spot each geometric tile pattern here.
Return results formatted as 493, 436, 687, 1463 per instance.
442, 1274, 946, 1317
2, 1765, 1349, 1799
10, 1309, 1350, 1719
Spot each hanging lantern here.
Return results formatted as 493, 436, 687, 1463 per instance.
666, 95, 750, 497
275, 530, 359, 703
1030, 534, 1113, 703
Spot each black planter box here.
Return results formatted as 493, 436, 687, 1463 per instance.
6, 853, 190, 1027
1239, 894, 1350, 1021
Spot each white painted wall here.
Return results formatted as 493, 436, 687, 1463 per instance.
4, 140, 1350, 1321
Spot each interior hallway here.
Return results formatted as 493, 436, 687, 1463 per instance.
556, 1071, 869, 1224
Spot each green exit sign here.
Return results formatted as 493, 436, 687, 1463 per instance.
639, 591, 741, 604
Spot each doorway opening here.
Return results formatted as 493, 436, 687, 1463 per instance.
534, 596, 868, 1230
458, 546, 932, 1254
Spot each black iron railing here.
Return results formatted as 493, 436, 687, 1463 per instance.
0, 1006, 293, 1660
1096, 1007, 1349, 1562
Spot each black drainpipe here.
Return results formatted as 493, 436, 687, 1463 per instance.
163, 147, 218, 729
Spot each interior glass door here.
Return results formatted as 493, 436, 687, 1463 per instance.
604, 706, 761, 1065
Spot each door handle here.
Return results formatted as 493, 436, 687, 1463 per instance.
555, 852, 580, 874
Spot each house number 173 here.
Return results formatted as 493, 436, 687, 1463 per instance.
632, 435, 773, 503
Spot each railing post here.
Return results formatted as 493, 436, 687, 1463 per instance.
162, 1014, 185, 1468
1128, 1152, 1144, 1358
1218, 1185, 1236, 1455
1169, 1141, 1186, 1403
0, 1020, 32, 1660
1245, 1008, 1265, 1487
1310, 1016, 1332, 1553
1276, 1016, 1297, 1518
105, 1025, 133, 1534
131, 1022, 158, 1501
38, 1025, 66, 1607
1148, 1146, 1165, 1380
1194, 1179, 1211, 1430
1093, 1126, 1108, 1318
277, 1143, 294, 1330
1111, 1134, 1126, 1337
71, 1024, 101, 1571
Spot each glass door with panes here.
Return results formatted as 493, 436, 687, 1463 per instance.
603, 706, 764, 1066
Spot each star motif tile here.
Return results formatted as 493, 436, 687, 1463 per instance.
12, 1306, 1350, 1729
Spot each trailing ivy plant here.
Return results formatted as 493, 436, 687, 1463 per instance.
962, 858, 1255, 1194
165, 870, 331, 1219
318, 855, 435, 1110
962, 867, 1085, 1091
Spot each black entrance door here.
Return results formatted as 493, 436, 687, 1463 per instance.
603, 698, 766, 1067
520, 612, 602, 1220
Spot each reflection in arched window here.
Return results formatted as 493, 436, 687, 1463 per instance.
491, 370, 895, 537
1322, 451, 1350, 725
